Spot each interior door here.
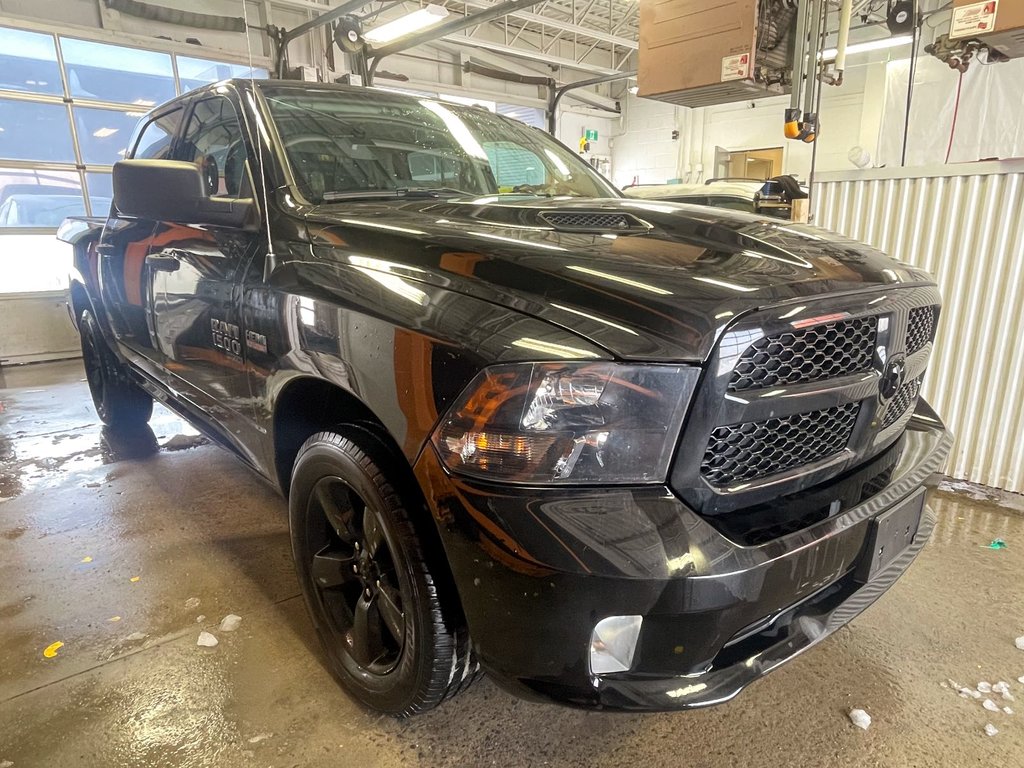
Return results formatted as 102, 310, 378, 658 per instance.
97, 105, 184, 378
150, 93, 260, 441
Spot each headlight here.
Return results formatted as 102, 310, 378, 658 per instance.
431, 362, 698, 484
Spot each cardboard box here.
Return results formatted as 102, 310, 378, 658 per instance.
638, 0, 776, 106
950, 0, 1024, 57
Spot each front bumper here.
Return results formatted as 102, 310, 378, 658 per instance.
413, 402, 951, 711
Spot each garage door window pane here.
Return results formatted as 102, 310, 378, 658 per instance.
85, 172, 113, 217
0, 99, 75, 162
177, 56, 267, 93
61, 38, 175, 105
497, 104, 545, 130
0, 167, 85, 228
483, 142, 545, 188
0, 27, 63, 96
74, 107, 139, 164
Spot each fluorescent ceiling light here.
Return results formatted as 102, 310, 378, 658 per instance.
92, 127, 119, 138
820, 34, 913, 60
364, 4, 449, 44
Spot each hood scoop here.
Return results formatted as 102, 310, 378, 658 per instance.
538, 211, 649, 232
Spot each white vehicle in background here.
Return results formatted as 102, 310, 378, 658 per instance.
623, 176, 808, 220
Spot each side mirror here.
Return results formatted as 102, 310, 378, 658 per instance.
112, 160, 256, 230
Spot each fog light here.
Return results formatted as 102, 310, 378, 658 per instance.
589, 615, 643, 675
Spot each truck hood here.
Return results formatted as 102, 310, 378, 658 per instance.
302, 197, 935, 361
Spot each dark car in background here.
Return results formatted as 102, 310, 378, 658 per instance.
60, 80, 949, 716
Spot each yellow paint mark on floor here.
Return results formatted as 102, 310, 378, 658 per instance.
43, 641, 64, 658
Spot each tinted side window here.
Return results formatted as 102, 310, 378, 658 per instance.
133, 107, 183, 160
177, 96, 249, 198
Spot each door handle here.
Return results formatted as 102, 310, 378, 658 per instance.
146, 252, 180, 272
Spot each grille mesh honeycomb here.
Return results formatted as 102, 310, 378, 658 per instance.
701, 403, 861, 486
906, 306, 938, 355
881, 377, 922, 429
729, 317, 877, 392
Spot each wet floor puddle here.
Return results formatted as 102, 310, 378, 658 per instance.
0, 398, 207, 501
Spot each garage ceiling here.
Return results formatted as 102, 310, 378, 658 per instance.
364, 0, 640, 76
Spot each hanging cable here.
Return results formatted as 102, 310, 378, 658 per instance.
240, 0, 276, 276
900, 0, 921, 167
807, 0, 828, 219
945, 70, 964, 164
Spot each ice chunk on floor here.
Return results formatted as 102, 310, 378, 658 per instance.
1004, 707, 1014, 715
978, 681, 992, 693
184, 597, 200, 610
197, 631, 218, 647
219, 614, 242, 632
1015, 636, 1024, 651
983, 699, 1000, 712
248, 733, 272, 744
848, 709, 871, 730
984, 724, 999, 737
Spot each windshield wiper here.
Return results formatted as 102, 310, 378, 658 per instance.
321, 187, 472, 202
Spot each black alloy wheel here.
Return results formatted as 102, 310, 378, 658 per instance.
307, 475, 406, 674
289, 427, 478, 716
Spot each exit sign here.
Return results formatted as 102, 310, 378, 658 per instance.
585, 129, 598, 141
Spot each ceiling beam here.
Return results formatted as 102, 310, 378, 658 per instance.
455, 0, 638, 48
440, 35, 621, 74
423, 39, 620, 108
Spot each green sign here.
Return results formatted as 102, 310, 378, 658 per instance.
585, 129, 598, 141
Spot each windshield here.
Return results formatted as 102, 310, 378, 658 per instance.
261, 86, 619, 203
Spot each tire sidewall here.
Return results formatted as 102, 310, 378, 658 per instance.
79, 310, 111, 423
289, 433, 436, 714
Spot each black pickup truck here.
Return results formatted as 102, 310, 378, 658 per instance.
59, 79, 950, 716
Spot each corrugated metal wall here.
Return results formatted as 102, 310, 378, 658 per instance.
813, 164, 1024, 493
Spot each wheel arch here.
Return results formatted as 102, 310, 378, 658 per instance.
271, 375, 406, 497
272, 374, 471, 641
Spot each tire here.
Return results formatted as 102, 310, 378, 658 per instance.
79, 309, 153, 428
289, 426, 478, 716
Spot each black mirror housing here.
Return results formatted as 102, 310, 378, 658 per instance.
112, 160, 256, 230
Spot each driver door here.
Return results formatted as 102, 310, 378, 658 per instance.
150, 93, 261, 443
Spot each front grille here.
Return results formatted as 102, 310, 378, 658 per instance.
906, 305, 938, 355
701, 403, 860, 486
705, 436, 906, 545
729, 316, 877, 392
881, 376, 922, 429
539, 212, 642, 231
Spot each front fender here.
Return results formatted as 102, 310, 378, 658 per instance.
246, 257, 611, 464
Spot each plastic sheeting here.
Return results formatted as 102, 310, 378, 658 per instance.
878, 56, 1024, 167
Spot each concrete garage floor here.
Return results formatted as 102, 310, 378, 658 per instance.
1, 361, 1023, 768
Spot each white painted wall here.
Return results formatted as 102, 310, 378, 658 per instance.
611, 64, 875, 188
0, 292, 79, 364
608, 96, 678, 187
